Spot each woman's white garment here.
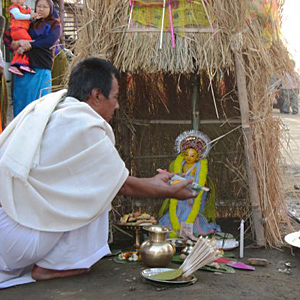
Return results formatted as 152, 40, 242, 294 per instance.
0, 90, 129, 231
0, 90, 129, 288
0, 207, 110, 288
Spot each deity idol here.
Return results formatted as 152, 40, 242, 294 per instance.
158, 130, 220, 238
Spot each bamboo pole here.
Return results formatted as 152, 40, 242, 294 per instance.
192, 74, 200, 131
119, 119, 241, 125
111, 27, 218, 33
234, 51, 265, 247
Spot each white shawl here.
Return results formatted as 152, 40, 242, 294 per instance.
0, 90, 129, 231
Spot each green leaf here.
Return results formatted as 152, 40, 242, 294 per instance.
149, 269, 183, 281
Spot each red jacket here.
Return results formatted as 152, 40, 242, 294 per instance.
9, 4, 31, 30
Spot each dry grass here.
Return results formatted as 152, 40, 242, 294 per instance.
68, 0, 295, 247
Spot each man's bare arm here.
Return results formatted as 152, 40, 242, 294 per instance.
119, 173, 195, 200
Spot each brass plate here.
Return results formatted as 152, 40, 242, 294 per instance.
141, 268, 197, 285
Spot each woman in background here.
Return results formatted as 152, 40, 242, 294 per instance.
12, 0, 61, 116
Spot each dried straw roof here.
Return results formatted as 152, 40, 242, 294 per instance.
70, 0, 295, 247
71, 0, 291, 74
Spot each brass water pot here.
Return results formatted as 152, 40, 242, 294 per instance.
140, 225, 174, 267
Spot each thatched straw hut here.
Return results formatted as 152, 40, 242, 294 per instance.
69, 0, 295, 247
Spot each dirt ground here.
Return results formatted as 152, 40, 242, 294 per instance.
1, 245, 300, 300
1, 223, 300, 300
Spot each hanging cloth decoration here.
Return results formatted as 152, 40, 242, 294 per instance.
132, 0, 211, 31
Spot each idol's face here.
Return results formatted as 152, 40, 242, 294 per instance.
184, 148, 198, 164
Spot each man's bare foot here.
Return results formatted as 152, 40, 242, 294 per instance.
32, 265, 91, 280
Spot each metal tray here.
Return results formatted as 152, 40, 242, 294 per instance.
214, 239, 239, 250
141, 268, 197, 285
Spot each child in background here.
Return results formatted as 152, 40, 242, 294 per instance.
8, 0, 40, 76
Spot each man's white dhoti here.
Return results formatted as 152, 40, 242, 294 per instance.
0, 207, 110, 288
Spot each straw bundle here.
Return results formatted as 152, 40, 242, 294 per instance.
70, 0, 294, 247
180, 237, 221, 278
149, 237, 221, 281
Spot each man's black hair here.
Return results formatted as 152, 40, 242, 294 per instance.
67, 57, 120, 101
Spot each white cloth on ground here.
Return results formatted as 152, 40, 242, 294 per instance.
0, 91, 129, 231
0, 207, 110, 289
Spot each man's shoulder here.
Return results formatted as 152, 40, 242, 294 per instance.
56, 97, 103, 122
61, 96, 86, 107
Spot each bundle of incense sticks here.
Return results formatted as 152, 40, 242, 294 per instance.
179, 237, 221, 278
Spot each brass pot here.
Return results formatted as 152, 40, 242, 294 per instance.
181, 245, 194, 255
140, 225, 174, 267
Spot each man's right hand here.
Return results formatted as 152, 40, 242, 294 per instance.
168, 177, 197, 200
119, 175, 196, 200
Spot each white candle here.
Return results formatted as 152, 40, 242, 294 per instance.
239, 219, 244, 258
